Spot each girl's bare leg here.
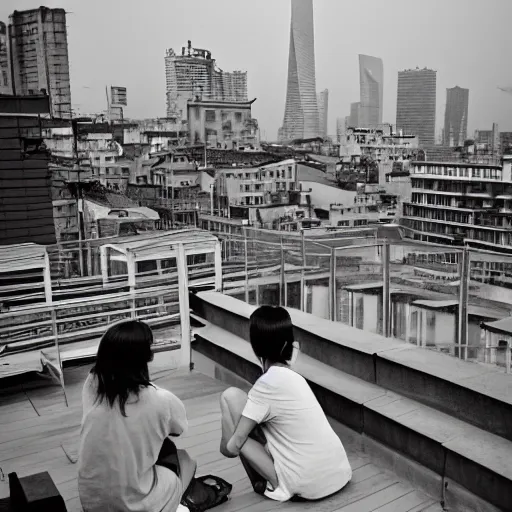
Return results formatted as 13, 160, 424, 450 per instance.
220, 387, 278, 491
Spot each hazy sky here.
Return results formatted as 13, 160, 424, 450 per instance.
2, 0, 512, 139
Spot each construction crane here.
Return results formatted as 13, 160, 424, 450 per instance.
498, 86, 512, 94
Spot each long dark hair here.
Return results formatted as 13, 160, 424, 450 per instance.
249, 306, 294, 364
90, 320, 154, 417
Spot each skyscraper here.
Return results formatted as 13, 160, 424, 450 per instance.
336, 117, 347, 142
358, 55, 383, 128
349, 102, 360, 127
443, 86, 469, 147
0, 22, 10, 94
279, 0, 319, 141
317, 89, 328, 138
9, 7, 71, 119
396, 68, 436, 147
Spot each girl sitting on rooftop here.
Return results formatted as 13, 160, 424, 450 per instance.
219, 305, 352, 502
77, 320, 196, 512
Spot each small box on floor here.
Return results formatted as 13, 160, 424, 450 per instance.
8, 471, 67, 512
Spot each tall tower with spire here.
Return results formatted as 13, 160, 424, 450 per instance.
279, 0, 319, 141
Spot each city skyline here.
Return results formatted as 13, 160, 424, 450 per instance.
1, 0, 511, 139
279, 0, 319, 140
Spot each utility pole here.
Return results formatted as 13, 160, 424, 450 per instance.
72, 119, 85, 276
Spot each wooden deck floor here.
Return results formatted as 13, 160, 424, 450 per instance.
0, 354, 442, 512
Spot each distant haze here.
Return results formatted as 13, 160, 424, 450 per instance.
2, 0, 511, 140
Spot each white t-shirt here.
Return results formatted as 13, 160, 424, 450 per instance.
242, 365, 352, 501
78, 373, 186, 512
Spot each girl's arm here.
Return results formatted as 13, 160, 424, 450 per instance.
221, 415, 258, 458
167, 392, 188, 436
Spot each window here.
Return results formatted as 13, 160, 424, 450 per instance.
122, 167, 129, 176
205, 110, 216, 122
1, 70, 7, 87
235, 112, 242, 122
105, 156, 113, 162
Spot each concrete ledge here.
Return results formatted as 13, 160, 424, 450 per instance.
190, 297, 512, 511
191, 291, 512, 442
376, 349, 512, 441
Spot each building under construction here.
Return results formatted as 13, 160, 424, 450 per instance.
165, 40, 247, 121
8, 7, 72, 119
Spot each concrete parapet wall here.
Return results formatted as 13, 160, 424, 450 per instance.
190, 290, 512, 441
189, 290, 512, 511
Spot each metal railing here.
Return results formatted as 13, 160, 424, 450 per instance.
4, 229, 512, 376
208, 229, 512, 374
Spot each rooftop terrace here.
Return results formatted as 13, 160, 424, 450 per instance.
0, 353, 442, 512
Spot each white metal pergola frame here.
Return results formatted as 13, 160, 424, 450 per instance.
99, 231, 222, 368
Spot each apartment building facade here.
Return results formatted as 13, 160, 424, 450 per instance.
0, 22, 10, 94
218, 159, 299, 208
187, 97, 258, 148
339, 127, 419, 185
401, 158, 512, 251
9, 7, 72, 119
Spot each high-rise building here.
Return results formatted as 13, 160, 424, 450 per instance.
359, 55, 383, 128
165, 41, 247, 122
0, 22, 10, 94
396, 68, 436, 147
8, 7, 72, 119
349, 102, 360, 127
443, 86, 469, 147
317, 89, 328, 138
336, 117, 347, 142
279, 0, 320, 141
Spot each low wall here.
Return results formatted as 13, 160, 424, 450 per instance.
189, 290, 512, 512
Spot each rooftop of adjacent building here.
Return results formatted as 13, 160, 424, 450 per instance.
399, 67, 437, 73
10, 6, 66, 17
